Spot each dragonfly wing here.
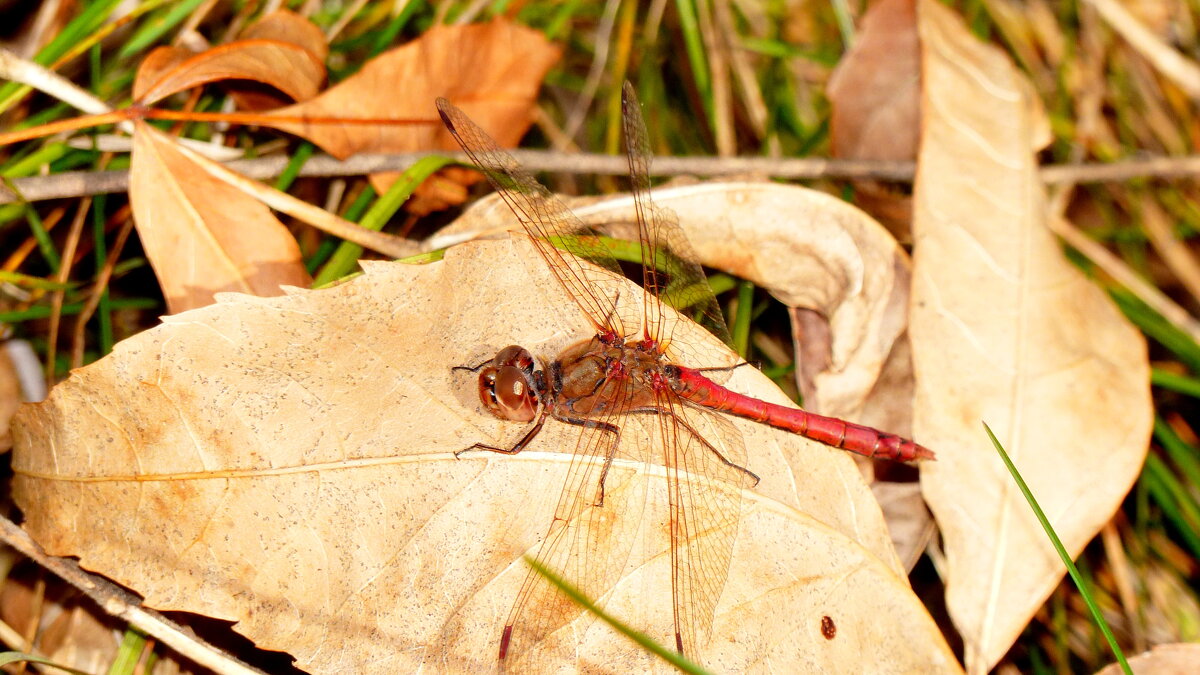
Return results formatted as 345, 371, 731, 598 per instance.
500, 388, 648, 665
653, 389, 753, 658
437, 98, 629, 340
620, 82, 733, 361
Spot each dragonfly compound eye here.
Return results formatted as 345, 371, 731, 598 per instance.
494, 345, 536, 374
492, 366, 538, 422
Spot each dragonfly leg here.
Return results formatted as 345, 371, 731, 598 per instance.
626, 406, 761, 487
552, 413, 621, 507
454, 410, 548, 458
691, 360, 756, 375
451, 359, 490, 373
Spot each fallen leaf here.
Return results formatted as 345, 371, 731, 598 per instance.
264, 18, 560, 196
240, 9, 328, 64
231, 10, 329, 110
827, 0, 920, 162
910, 0, 1152, 670
871, 481, 936, 571
827, 0, 919, 238
12, 235, 954, 672
129, 121, 311, 313
436, 181, 917, 430
1094, 644, 1200, 675
133, 10, 326, 106
0, 345, 19, 451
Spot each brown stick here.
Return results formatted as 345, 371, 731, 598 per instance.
7, 152, 1200, 206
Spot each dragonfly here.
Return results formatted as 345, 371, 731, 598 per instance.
436, 82, 934, 666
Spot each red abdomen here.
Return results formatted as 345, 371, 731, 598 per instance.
666, 366, 935, 462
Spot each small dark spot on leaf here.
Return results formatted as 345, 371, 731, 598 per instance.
820, 615, 836, 639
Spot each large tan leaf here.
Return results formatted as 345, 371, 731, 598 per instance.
12, 233, 954, 672
910, 0, 1152, 670
129, 121, 311, 313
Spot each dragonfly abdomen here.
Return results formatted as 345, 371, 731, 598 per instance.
666, 365, 935, 462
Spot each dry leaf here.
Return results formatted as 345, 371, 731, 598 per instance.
871, 481, 936, 571
434, 180, 936, 566
0, 345, 19, 451
827, 0, 920, 162
129, 121, 311, 313
438, 181, 916, 428
826, 0, 920, 237
240, 9, 328, 64
265, 18, 560, 194
1094, 643, 1200, 675
12, 235, 954, 672
910, 0, 1152, 671
231, 10, 329, 110
133, 10, 326, 106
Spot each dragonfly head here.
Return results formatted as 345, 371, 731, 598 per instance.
477, 345, 539, 423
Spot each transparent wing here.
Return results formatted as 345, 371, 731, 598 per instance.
621, 82, 733, 357
653, 387, 754, 657
437, 98, 629, 340
498, 373, 646, 666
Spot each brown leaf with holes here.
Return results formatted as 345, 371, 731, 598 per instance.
133, 9, 325, 106
128, 121, 310, 313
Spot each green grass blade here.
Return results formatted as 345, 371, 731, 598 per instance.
273, 142, 315, 191
1153, 417, 1200, 490
526, 557, 712, 674
0, 652, 93, 675
21, 200, 61, 274
369, 2, 423, 57
0, 270, 76, 291
672, 0, 712, 127
92, 194, 114, 353
0, 297, 157, 324
731, 280, 754, 358
982, 422, 1131, 675
314, 155, 452, 285
307, 185, 376, 274
2, 144, 69, 178
1109, 288, 1200, 373
107, 628, 149, 675
1150, 368, 1200, 399
1142, 455, 1200, 560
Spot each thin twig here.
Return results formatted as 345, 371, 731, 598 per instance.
0, 517, 266, 675
1138, 195, 1200, 308
72, 216, 133, 369
47, 196, 91, 389
10, 151, 1200, 206
1048, 214, 1200, 344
